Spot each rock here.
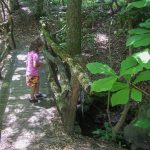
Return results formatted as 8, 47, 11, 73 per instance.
124, 104, 150, 150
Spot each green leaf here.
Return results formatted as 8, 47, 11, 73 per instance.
123, 74, 132, 81
126, 34, 150, 47
86, 62, 116, 75
111, 88, 129, 106
134, 70, 150, 83
134, 119, 150, 128
120, 56, 143, 76
126, 35, 141, 47
111, 82, 128, 92
127, 0, 150, 8
132, 49, 150, 69
134, 35, 150, 47
131, 88, 142, 102
128, 28, 150, 35
120, 57, 137, 74
139, 22, 150, 28
123, 65, 143, 76
91, 76, 117, 92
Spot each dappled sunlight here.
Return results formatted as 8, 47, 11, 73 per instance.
21, 7, 32, 14
12, 74, 21, 81
7, 54, 13, 59
28, 116, 41, 127
15, 67, 26, 72
2, 94, 57, 149
6, 113, 17, 125
14, 129, 45, 149
137, 50, 150, 63
5, 104, 24, 113
95, 33, 108, 49
2, 127, 17, 137
19, 94, 30, 100
17, 54, 27, 61
14, 138, 31, 149
82, 52, 94, 58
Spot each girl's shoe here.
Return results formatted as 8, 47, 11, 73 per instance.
29, 98, 38, 103
35, 93, 46, 99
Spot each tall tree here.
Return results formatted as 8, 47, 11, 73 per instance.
66, 0, 82, 57
64, 0, 82, 134
36, 0, 44, 18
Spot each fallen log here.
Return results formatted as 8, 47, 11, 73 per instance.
42, 25, 91, 92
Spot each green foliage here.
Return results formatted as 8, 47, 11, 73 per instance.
127, 0, 150, 9
134, 120, 150, 128
111, 82, 128, 92
126, 33, 150, 47
91, 76, 117, 92
140, 21, 150, 28
131, 88, 142, 102
111, 87, 142, 106
92, 122, 112, 140
82, 0, 99, 8
86, 49, 150, 106
137, 70, 150, 82
120, 56, 142, 76
126, 0, 150, 48
128, 28, 150, 34
111, 88, 129, 106
86, 62, 116, 75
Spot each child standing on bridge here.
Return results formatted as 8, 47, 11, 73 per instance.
26, 37, 45, 103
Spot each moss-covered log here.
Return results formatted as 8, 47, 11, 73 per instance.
42, 25, 91, 134
43, 49, 71, 95
42, 26, 90, 92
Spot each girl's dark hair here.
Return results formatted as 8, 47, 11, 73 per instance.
28, 36, 44, 52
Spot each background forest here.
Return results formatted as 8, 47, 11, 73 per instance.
0, 0, 150, 149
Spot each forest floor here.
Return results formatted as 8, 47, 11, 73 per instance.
0, 4, 126, 150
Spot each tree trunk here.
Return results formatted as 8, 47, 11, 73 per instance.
66, 0, 82, 56
36, 0, 44, 18
42, 0, 83, 134
64, 77, 80, 134
64, 0, 82, 134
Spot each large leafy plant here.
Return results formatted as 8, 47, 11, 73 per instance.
126, 19, 150, 47
87, 49, 150, 106
126, 0, 150, 47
